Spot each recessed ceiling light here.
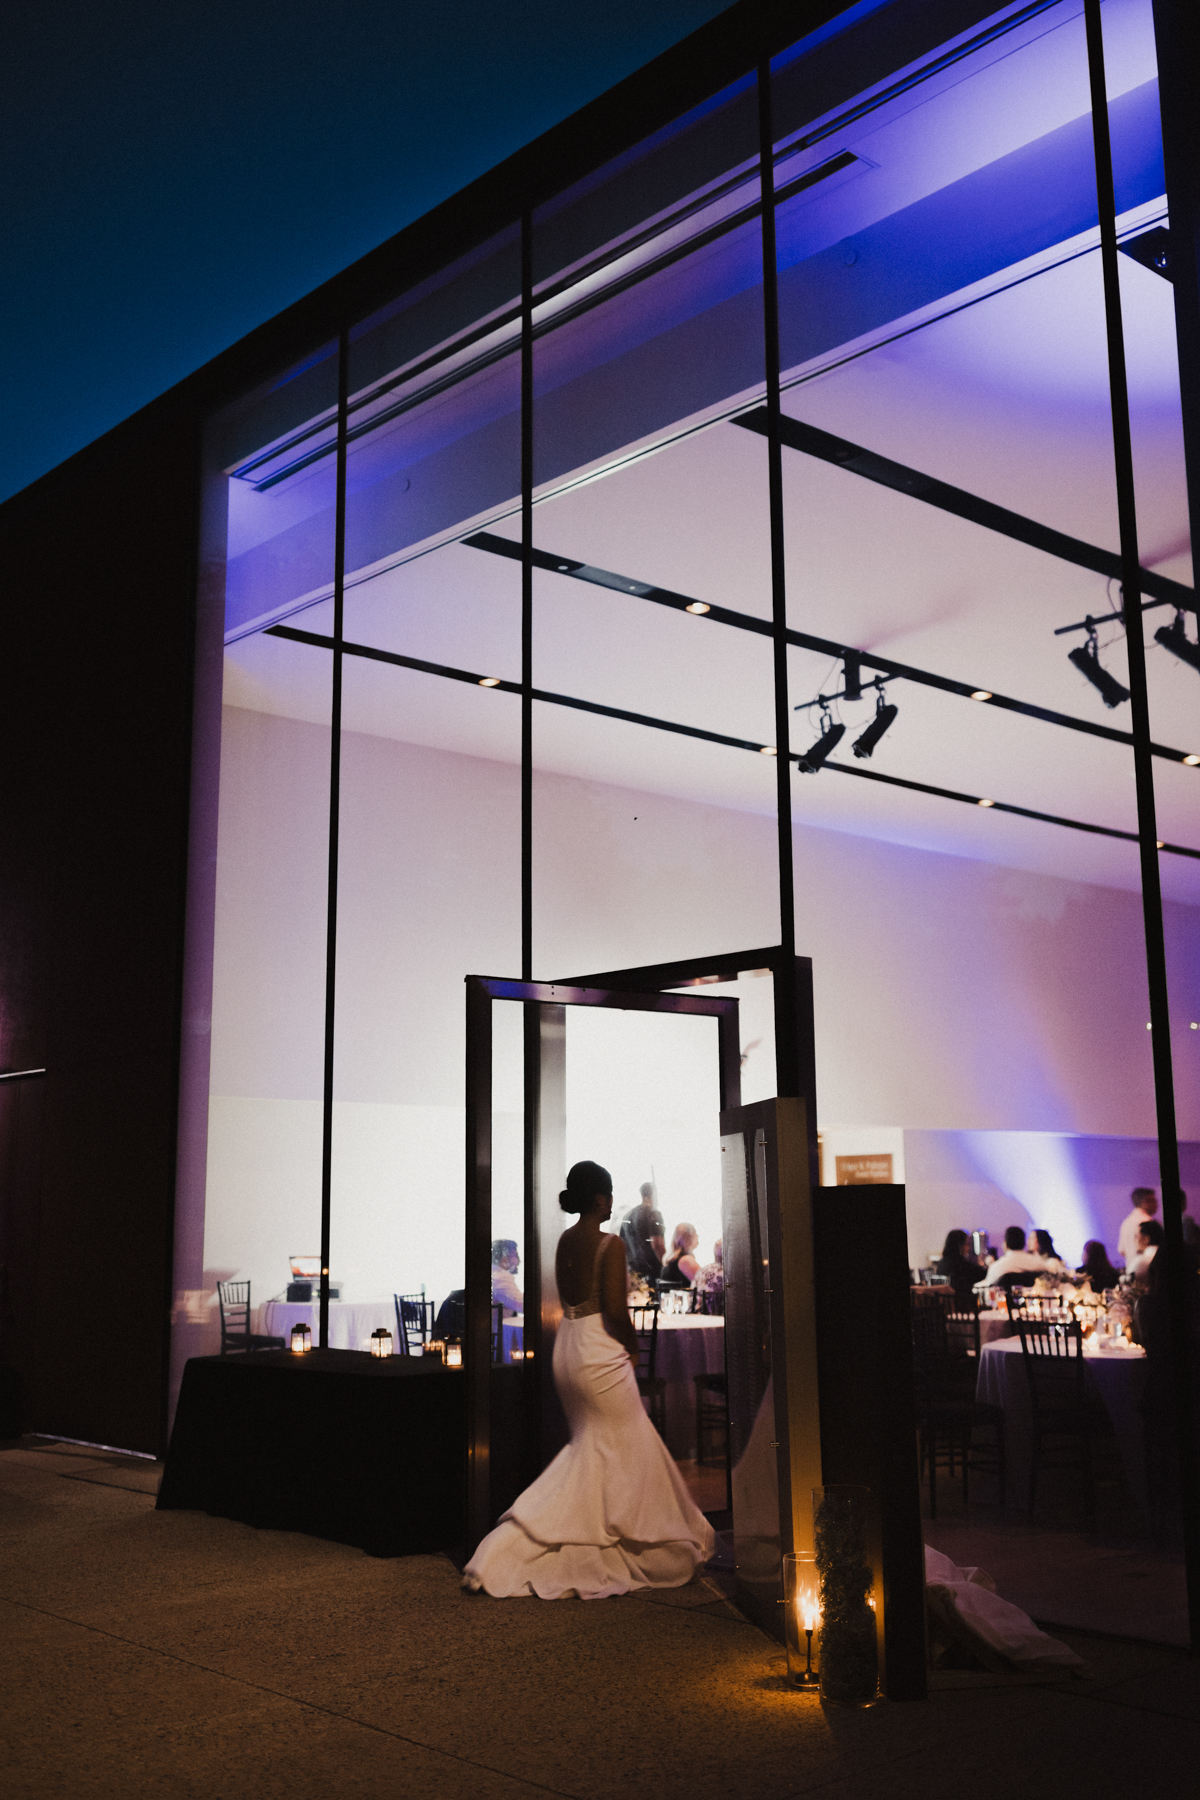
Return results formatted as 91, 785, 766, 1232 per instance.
1147, 1022, 1153, 1030
686, 601, 711, 615
970, 690, 992, 701
1185, 754, 1200, 766
478, 676, 501, 687
977, 797, 995, 807
1191, 1022, 1198, 1030
759, 745, 777, 756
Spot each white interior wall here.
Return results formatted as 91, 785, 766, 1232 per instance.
204, 703, 1200, 1316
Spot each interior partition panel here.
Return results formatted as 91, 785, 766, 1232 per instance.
722, 1098, 925, 1701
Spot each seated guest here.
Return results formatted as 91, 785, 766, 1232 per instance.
1029, 1228, 1068, 1275
433, 1289, 465, 1341
659, 1223, 701, 1287
696, 1238, 724, 1311
983, 1224, 1049, 1287
1128, 1218, 1165, 1279
491, 1239, 523, 1315
1118, 1187, 1159, 1268
935, 1229, 985, 1305
620, 1183, 666, 1282
1077, 1239, 1122, 1292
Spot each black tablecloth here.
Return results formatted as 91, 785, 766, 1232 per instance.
158, 1350, 465, 1555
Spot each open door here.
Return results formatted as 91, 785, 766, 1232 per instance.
464, 974, 741, 1549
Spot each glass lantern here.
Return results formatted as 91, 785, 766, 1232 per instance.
782, 1553, 821, 1686
290, 1322, 311, 1355
370, 1327, 393, 1357
445, 1341, 463, 1367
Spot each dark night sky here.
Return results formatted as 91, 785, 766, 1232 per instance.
0, 0, 730, 503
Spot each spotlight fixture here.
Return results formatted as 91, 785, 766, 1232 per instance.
970, 690, 993, 702
1155, 611, 1200, 674
797, 705, 846, 774
686, 601, 711, 614
478, 676, 501, 687
843, 651, 862, 702
1067, 620, 1130, 708
1186, 755, 1200, 766
851, 690, 898, 760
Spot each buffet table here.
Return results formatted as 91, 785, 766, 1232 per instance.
158, 1349, 465, 1554
975, 1337, 1149, 1514
261, 1298, 396, 1352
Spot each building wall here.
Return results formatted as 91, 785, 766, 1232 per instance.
0, 421, 200, 1455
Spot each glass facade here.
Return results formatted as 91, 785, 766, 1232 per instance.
191, 0, 1198, 1644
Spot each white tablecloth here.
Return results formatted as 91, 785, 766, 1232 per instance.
261, 1299, 397, 1353
653, 1316, 725, 1459
976, 1337, 1148, 1513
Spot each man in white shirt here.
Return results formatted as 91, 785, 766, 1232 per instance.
1117, 1188, 1158, 1268
982, 1225, 1050, 1286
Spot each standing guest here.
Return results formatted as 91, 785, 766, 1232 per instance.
1128, 1218, 1165, 1279
983, 1225, 1049, 1287
1118, 1188, 1159, 1268
659, 1224, 701, 1288
1077, 1240, 1122, 1291
619, 1182, 665, 1282
935, 1230, 985, 1305
491, 1239, 523, 1315
1029, 1229, 1068, 1275
1180, 1192, 1199, 1257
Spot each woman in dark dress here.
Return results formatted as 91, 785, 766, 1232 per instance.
1077, 1239, 1121, 1292
659, 1223, 701, 1288
934, 1229, 985, 1306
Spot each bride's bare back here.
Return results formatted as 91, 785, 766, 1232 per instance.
556, 1214, 637, 1358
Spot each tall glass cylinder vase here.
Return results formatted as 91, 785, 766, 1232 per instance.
812, 1486, 878, 1706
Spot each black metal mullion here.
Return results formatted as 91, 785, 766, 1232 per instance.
1084, 0, 1200, 1649
758, 60, 799, 1100
521, 216, 534, 983
318, 328, 349, 1350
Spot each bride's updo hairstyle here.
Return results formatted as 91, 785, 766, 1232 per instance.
559, 1160, 613, 1214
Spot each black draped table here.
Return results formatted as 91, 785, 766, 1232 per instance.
158, 1349, 465, 1555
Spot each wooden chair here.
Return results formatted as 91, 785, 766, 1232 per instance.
217, 1281, 285, 1355
911, 1293, 1005, 1516
632, 1304, 667, 1438
394, 1293, 434, 1356
1016, 1320, 1115, 1522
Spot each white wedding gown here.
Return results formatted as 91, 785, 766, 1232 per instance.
463, 1244, 714, 1600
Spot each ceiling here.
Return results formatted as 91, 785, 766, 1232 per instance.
224, 0, 1199, 904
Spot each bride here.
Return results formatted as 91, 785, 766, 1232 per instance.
463, 1159, 715, 1599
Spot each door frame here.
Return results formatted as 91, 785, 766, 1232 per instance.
464, 973, 742, 1548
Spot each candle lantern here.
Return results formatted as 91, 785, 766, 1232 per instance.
782, 1553, 821, 1686
445, 1341, 463, 1368
370, 1327, 393, 1358
812, 1485, 878, 1707
290, 1322, 311, 1355
425, 1338, 445, 1363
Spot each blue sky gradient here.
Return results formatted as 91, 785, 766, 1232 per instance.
0, 0, 729, 502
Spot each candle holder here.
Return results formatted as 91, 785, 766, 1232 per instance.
425, 1338, 445, 1363
812, 1486, 878, 1707
445, 1341, 463, 1368
290, 1322, 311, 1355
782, 1553, 821, 1686
370, 1327, 393, 1357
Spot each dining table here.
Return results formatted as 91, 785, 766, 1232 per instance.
975, 1335, 1149, 1514
261, 1297, 398, 1352
653, 1314, 726, 1460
